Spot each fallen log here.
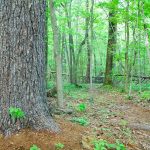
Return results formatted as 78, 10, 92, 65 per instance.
114, 74, 150, 80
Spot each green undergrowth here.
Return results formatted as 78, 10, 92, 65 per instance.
47, 81, 55, 89
93, 139, 126, 150
47, 82, 89, 100
55, 143, 64, 150
70, 117, 89, 126
140, 91, 150, 101
64, 83, 89, 100
30, 145, 41, 150
76, 103, 87, 112
115, 82, 150, 93
132, 83, 150, 92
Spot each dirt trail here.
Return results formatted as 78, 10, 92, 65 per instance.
90, 88, 150, 150
0, 87, 149, 150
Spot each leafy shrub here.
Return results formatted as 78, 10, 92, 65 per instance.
76, 103, 86, 112
9, 107, 25, 119
71, 117, 89, 126
30, 145, 41, 150
55, 143, 64, 149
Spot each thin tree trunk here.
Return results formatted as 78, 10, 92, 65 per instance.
86, 0, 91, 83
49, 0, 64, 108
125, 0, 130, 91
90, 0, 94, 91
137, 0, 142, 93
129, 26, 136, 97
64, 34, 70, 82
89, 0, 94, 102
62, 33, 66, 75
0, 0, 59, 136
94, 52, 97, 76
64, 2, 76, 84
75, 3, 90, 84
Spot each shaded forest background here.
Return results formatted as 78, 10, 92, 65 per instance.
46, 0, 150, 103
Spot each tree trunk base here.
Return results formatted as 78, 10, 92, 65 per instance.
0, 98, 60, 136
0, 114, 60, 137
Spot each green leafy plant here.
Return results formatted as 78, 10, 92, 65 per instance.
30, 145, 41, 150
9, 107, 25, 119
119, 119, 132, 139
55, 143, 64, 149
140, 91, 150, 101
103, 85, 113, 90
115, 140, 126, 150
76, 103, 86, 112
119, 119, 128, 127
93, 139, 108, 150
119, 88, 125, 93
71, 117, 89, 126
93, 139, 126, 150
126, 95, 133, 100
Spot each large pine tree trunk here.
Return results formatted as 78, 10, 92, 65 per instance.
0, 0, 59, 136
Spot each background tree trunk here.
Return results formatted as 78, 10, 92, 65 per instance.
86, 0, 91, 83
90, 0, 94, 90
125, 0, 130, 91
64, 2, 76, 84
104, 0, 117, 85
0, 0, 59, 136
49, 0, 64, 108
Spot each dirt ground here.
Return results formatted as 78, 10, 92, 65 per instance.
0, 87, 150, 150
0, 118, 87, 150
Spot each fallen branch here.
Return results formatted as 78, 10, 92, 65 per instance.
114, 74, 150, 80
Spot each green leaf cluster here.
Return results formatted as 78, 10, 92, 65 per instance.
9, 107, 25, 119
30, 145, 41, 150
54, 0, 71, 8
71, 117, 89, 126
141, 91, 150, 101
93, 139, 126, 150
55, 143, 65, 149
76, 103, 86, 112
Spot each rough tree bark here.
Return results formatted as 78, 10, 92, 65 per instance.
0, 0, 59, 136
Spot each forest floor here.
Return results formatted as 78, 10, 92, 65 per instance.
0, 85, 150, 150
